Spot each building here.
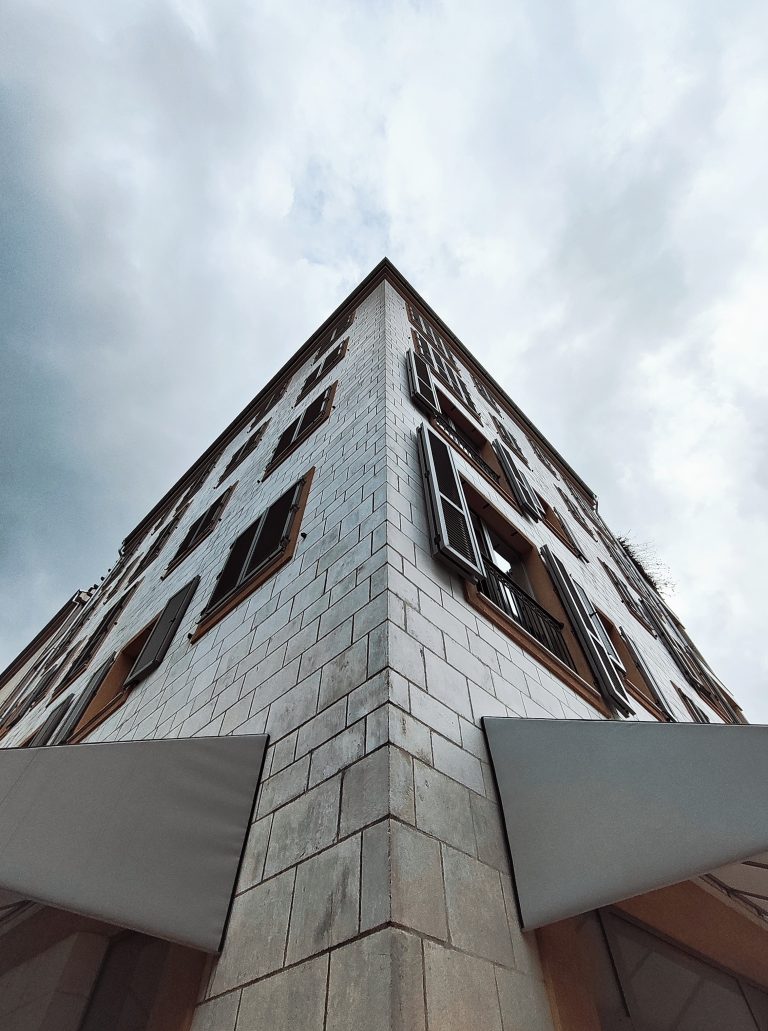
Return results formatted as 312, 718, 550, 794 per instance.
0, 258, 766, 1030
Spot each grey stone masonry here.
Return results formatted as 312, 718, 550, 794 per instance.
3, 262, 740, 1030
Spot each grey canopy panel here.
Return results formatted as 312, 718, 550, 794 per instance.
0, 735, 267, 952
483, 717, 768, 929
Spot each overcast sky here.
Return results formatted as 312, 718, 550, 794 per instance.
2, 0, 767, 719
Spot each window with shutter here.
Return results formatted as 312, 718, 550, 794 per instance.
472, 373, 501, 412
218, 424, 268, 486
541, 544, 634, 717
406, 351, 440, 416
493, 441, 545, 520
298, 339, 348, 403
249, 380, 289, 429
620, 629, 675, 720
406, 302, 459, 369
529, 437, 560, 478
492, 417, 527, 464
264, 385, 336, 476
25, 696, 73, 747
557, 486, 596, 538
412, 329, 480, 418
124, 579, 199, 688
60, 586, 138, 690
313, 309, 355, 362
416, 425, 484, 580
52, 653, 116, 744
167, 488, 235, 571
191, 470, 315, 640
677, 687, 711, 724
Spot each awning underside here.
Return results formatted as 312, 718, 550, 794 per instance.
0, 735, 268, 952
483, 717, 768, 930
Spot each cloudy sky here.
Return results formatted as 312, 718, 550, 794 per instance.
2, 0, 767, 719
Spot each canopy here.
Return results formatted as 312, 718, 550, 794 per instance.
483, 717, 768, 929
0, 735, 267, 952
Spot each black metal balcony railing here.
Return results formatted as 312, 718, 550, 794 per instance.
479, 563, 575, 670
433, 413, 500, 484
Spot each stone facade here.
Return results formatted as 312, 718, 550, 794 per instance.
0, 262, 740, 1030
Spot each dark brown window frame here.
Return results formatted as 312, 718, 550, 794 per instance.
263, 384, 337, 480
189, 467, 315, 642
492, 416, 529, 465
313, 308, 355, 363
217, 421, 270, 486
162, 485, 237, 578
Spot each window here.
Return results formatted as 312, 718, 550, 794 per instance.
406, 303, 480, 417
57, 586, 139, 693
619, 627, 676, 720
472, 372, 501, 412
57, 578, 199, 743
557, 486, 596, 538
165, 487, 235, 573
217, 424, 269, 486
492, 416, 528, 464
297, 338, 348, 403
23, 695, 74, 747
129, 503, 190, 584
542, 544, 634, 716
678, 686, 712, 724
313, 308, 355, 362
249, 379, 289, 429
191, 470, 314, 640
492, 440, 546, 520
601, 560, 656, 632
264, 386, 335, 477
416, 424, 611, 714
529, 436, 560, 478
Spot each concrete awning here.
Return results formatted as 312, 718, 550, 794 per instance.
483, 717, 768, 929
0, 735, 267, 952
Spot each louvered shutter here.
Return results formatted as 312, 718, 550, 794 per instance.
172, 512, 207, 562
124, 578, 199, 687
553, 508, 583, 557
620, 629, 675, 720
51, 653, 115, 744
406, 351, 440, 416
300, 386, 330, 431
271, 415, 301, 466
493, 441, 545, 519
321, 342, 344, 374
300, 366, 320, 398
243, 481, 303, 581
206, 524, 260, 612
417, 425, 483, 580
27, 696, 73, 747
541, 545, 633, 716
472, 374, 500, 412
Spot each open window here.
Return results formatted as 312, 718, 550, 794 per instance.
56, 586, 139, 694
619, 627, 676, 720
472, 371, 501, 412
217, 423, 269, 486
264, 386, 336, 477
298, 339, 348, 402
677, 686, 712, 724
492, 416, 528, 464
493, 440, 545, 519
313, 308, 355, 362
557, 485, 597, 538
191, 469, 314, 640
542, 545, 634, 717
57, 578, 199, 743
406, 302, 480, 418
164, 486, 235, 575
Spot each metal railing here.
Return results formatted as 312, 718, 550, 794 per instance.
433, 413, 500, 483
479, 563, 575, 670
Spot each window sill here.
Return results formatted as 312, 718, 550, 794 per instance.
624, 680, 672, 722
464, 581, 610, 717
189, 468, 314, 642
430, 419, 525, 518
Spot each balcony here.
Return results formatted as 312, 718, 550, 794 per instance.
479, 562, 575, 671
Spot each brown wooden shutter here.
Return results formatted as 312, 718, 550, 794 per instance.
243, 481, 303, 581
66, 591, 132, 683
206, 523, 260, 613
299, 386, 330, 431
493, 441, 545, 520
472, 374, 500, 412
271, 414, 301, 465
553, 507, 584, 558
299, 366, 321, 398
541, 545, 633, 716
172, 512, 207, 562
620, 629, 675, 720
27, 696, 73, 747
124, 578, 199, 687
52, 653, 116, 744
417, 424, 484, 580
406, 351, 440, 416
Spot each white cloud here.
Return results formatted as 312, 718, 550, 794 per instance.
1, 0, 767, 718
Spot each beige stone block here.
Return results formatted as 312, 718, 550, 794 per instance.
391, 821, 447, 940
442, 846, 514, 967
414, 760, 476, 855
495, 966, 556, 1031
327, 928, 425, 1031
286, 836, 360, 963
424, 941, 503, 1031
237, 954, 328, 1031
